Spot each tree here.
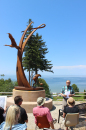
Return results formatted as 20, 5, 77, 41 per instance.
72, 84, 79, 93
84, 90, 86, 99
22, 19, 53, 84
0, 78, 18, 93
38, 78, 51, 98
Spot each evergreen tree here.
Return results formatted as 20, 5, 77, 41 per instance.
22, 19, 53, 83
72, 84, 79, 93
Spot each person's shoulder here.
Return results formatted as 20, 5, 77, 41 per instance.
33, 107, 38, 113
19, 106, 27, 114
33, 106, 38, 110
70, 86, 73, 89
74, 105, 79, 110
14, 123, 27, 130
20, 106, 25, 110
43, 107, 50, 112
0, 121, 5, 129
62, 86, 65, 89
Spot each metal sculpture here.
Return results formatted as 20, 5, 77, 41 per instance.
5, 22, 46, 90
33, 74, 43, 86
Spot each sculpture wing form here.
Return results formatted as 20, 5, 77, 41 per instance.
7, 33, 17, 46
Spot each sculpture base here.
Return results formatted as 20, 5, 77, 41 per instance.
14, 86, 43, 91
7, 97, 53, 113
7, 89, 53, 113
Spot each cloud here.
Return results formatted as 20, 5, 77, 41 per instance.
53, 65, 86, 69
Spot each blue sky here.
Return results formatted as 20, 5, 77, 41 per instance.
0, 0, 86, 76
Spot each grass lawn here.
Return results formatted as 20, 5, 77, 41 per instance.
52, 93, 86, 101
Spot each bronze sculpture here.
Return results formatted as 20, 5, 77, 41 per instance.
33, 74, 43, 86
5, 22, 46, 90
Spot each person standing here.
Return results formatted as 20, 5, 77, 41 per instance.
60, 80, 75, 110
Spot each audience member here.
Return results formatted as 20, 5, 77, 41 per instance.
63, 97, 79, 130
33, 97, 55, 129
0, 105, 27, 130
14, 96, 28, 124
0, 107, 6, 124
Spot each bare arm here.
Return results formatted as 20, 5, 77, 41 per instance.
60, 93, 67, 97
69, 94, 75, 97
63, 112, 66, 118
49, 121, 54, 129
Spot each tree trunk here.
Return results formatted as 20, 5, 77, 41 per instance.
29, 69, 30, 85
35, 69, 37, 74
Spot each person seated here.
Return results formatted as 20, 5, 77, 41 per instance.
33, 97, 55, 129
0, 105, 27, 130
14, 96, 28, 124
63, 97, 79, 130
0, 107, 6, 124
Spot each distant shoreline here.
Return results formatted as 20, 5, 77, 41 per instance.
0, 75, 86, 92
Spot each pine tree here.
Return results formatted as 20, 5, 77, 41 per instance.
22, 19, 53, 84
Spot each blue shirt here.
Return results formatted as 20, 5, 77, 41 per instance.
0, 122, 27, 130
61, 86, 75, 94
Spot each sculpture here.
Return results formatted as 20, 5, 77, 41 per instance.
5, 21, 46, 90
33, 74, 43, 86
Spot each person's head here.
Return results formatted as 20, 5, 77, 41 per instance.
14, 96, 23, 106
37, 97, 45, 106
66, 80, 71, 87
67, 97, 75, 107
4, 105, 20, 129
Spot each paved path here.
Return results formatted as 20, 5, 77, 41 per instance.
26, 101, 86, 130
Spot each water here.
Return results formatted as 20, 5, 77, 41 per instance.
0, 75, 86, 93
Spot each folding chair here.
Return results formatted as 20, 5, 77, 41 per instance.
35, 115, 50, 130
58, 109, 63, 123
64, 113, 79, 130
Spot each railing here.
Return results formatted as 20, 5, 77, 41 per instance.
51, 92, 86, 97
0, 92, 12, 97
0, 92, 86, 97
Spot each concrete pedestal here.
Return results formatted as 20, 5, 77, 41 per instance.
7, 89, 53, 113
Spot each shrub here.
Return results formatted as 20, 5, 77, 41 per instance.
0, 78, 18, 92
38, 78, 51, 98
72, 84, 79, 93
84, 90, 86, 99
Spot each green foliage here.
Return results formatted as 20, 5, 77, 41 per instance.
0, 78, 18, 92
38, 78, 51, 98
84, 90, 86, 99
22, 19, 53, 76
72, 84, 79, 93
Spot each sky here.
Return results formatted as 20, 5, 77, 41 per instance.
0, 0, 86, 77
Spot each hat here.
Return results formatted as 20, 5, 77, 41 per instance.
37, 97, 45, 106
67, 97, 75, 106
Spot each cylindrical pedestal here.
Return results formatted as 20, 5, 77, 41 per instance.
7, 89, 53, 113
13, 89, 45, 102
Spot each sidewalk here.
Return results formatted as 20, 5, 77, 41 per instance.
26, 101, 86, 130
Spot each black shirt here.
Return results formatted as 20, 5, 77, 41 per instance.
0, 107, 4, 124
18, 105, 28, 124
64, 106, 79, 114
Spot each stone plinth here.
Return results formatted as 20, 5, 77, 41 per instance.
13, 89, 45, 102
7, 89, 53, 113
